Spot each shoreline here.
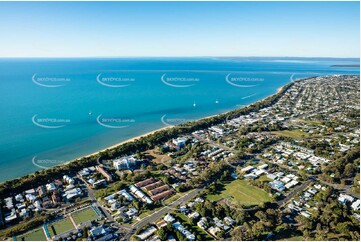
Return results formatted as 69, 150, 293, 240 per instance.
70, 86, 285, 162
1, 86, 288, 185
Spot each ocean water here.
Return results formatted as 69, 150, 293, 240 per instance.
0, 57, 359, 182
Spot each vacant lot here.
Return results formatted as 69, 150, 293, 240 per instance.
71, 206, 99, 225
17, 228, 47, 241
207, 179, 272, 206
47, 217, 75, 237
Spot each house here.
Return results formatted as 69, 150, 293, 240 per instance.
241, 166, 255, 173
5, 209, 17, 223
42, 197, 52, 208
136, 226, 157, 240
110, 201, 120, 211
164, 214, 176, 223
63, 175, 75, 185
197, 217, 208, 230
63, 188, 82, 200
149, 184, 170, 196
125, 208, 138, 217
195, 197, 204, 203
4, 197, 14, 210
258, 164, 268, 170
210, 126, 225, 135
93, 179, 107, 188
19, 208, 28, 218
51, 191, 61, 204
25, 189, 36, 195
351, 200, 360, 210
117, 189, 134, 201
46, 183, 56, 192
267, 173, 277, 180
90, 226, 107, 238
208, 226, 221, 237
96, 165, 113, 181
156, 220, 168, 229
25, 194, 37, 202
135, 178, 155, 188
15, 194, 24, 202
173, 222, 195, 241
151, 190, 174, 201
188, 212, 200, 220
269, 180, 285, 191
224, 217, 235, 226
36, 186, 47, 197
338, 194, 355, 205
300, 211, 312, 218
78, 167, 91, 177
129, 185, 153, 204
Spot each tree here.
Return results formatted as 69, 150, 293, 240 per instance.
344, 163, 355, 178
156, 227, 167, 240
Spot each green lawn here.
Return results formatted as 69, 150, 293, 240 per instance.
17, 228, 47, 241
47, 217, 75, 237
71, 206, 99, 225
207, 180, 272, 206
272, 130, 309, 140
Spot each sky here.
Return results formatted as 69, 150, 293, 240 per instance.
0, 1, 359, 58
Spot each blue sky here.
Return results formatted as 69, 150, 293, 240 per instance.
0, 1, 359, 58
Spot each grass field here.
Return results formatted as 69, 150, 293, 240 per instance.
47, 217, 75, 237
272, 129, 310, 140
17, 228, 47, 241
71, 206, 99, 225
207, 179, 272, 205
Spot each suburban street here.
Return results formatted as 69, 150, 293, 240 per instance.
121, 188, 202, 240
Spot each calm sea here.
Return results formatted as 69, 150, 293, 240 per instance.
0, 57, 359, 182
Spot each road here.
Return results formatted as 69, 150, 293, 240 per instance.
277, 179, 313, 207
121, 188, 202, 240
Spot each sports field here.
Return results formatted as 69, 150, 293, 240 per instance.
207, 179, 272, 205
47, 217, 75, 237
71, 206, 99, 225
17, 228, 47, 241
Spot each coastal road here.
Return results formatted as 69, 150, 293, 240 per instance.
121, 188, 202, 240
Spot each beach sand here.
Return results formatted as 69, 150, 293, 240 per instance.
79, 126, 172, 159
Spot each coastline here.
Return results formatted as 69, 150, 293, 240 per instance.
1, 86, 288, 185
64, 86, 285, 163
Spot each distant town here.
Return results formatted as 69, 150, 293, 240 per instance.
0, 75, 359, 241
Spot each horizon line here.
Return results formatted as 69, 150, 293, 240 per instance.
0, 55, 360, 59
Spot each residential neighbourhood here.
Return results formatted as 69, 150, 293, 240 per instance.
0, 75, 359, 241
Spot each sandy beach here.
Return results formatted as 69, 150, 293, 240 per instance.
80, 126, 171, 159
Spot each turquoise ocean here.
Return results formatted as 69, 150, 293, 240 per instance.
0, 57, 359, 182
